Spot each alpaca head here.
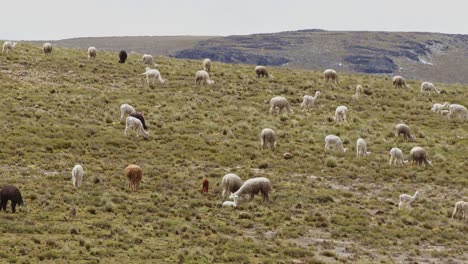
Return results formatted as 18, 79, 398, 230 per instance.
229, 193, 238, 200
315, 91, 321, 97
342, 147, 349, 153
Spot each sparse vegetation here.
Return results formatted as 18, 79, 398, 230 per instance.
0, 42, 467, 263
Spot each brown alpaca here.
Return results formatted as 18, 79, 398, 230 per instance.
201, 178, 209, 194
125, 165, 143, 191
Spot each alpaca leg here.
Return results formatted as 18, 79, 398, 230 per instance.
1, 200, 6, 211
389, 156, 393, 165
12, 202, 16, 213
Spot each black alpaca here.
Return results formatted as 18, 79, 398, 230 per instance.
119, 50, 128, 63
0, 186, 24, 213
130, 112, 147, 130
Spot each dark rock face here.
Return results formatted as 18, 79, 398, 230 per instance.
175, 47, 289, 66
344, 55, 397, 74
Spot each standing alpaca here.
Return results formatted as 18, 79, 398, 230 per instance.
398, 191, 420, 210
201, 178, 209, 194
87, 47, 97, 60
323, 69, 338, 84
0, 186, 24, 213
229, 177, 272, 203
221, 173, 243, 199
260, 128, 276, 151
43, 43, 53, 55
125, 164, 143, 191
392, 76, 408, 88
120, 103, 137, 120
352, 85, 363, 99
142, 67, 166, 85
125, 116, 149, 140
71, 164, 84, 188
334, 105, 348, 123
2, 41, 17, 55
451, 201, 468, 220
118, 50, 127, 63
301, 91, 321, 109
203, 58, 212, 72
421, 82, 440, 96
388, 148, 407, 166
269, 96, 293, 115
255, 66, 272, 78
356, 138, 370, 157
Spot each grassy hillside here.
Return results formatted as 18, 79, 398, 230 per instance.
0, 43, 467, 264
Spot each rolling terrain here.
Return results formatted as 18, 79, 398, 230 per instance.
35, 30, 468, 84
0, 42, 467, 263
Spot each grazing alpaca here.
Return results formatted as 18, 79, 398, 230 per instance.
125, 116, 149, 140
130, 112, 148, 130
125, 164, 143, 191
201, 178, 209, 194
451, 201, 468, 220
0, 186, 24, 213
119, 50, 127, 63
43, 43, 53, 55
229, 177, 272, 203
221, 173, 243, 199
260, 128, 276, 151
323, 69, 338, 84
87, 47, 97, 60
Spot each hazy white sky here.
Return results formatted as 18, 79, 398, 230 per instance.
1, 0, 466, 40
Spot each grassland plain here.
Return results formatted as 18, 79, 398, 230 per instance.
0, 43, 467, 264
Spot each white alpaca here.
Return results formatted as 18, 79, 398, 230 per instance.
2, 41, 17, 55
229, 177, 272, 202
431, 102, 449, 113
195, 70, 214, 85
392, 76, 408, 88
120, 104, 136, 120
222, 173, 243, 199
334, 105, 348, 123
222, 195, 238, 208
323, 69, 338, 84
43, 43, 53, 55
125, 116, 149, 140
451, 201, 468, 220
324, 135, 348, 153
260, 128, 276, 151
301, 91, 321, 109
203, 58, 211, 72
388, 148, 407, 166
142, 67, 165, 84
87, 47, 97, 60
398, 191, 420, 210
421, 82, 440, 95
269, 96, 292, 114
352, 85, 363, 99
356, 138, 370, 157
71, 164, 84, 188
142, 54, 157, 66
447, 104, 468, 120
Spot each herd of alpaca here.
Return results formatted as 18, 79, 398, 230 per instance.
0, 42, 465, 223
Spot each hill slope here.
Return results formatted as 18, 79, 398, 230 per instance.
0, 43, 467, 263
37, 30, 468, 84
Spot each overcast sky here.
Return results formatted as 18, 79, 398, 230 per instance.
1, 0, 466, 40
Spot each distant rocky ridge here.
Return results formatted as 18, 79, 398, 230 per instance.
32, 30, 468, 84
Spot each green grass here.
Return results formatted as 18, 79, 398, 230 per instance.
0, 42, 467, 263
